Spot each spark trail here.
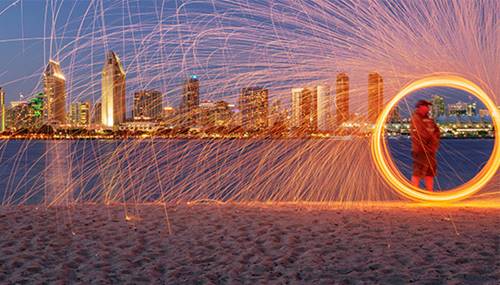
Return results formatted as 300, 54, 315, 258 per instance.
0, 0, 498, 206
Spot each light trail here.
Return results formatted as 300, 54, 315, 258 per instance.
371, 75, 500, 202
0, 1, 497, 207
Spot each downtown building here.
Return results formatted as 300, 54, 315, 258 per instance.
69, 102, 91, 127
269, 99, 287, 128
162, 106, 177, 126
179, 75, 200, 126
133, 90, 163, 121
368, 72, 384, 124
198, 101, 233, 128
466, 102, 477, 116
5, 101, 32, 130
335, 73, 350, 127
448, 101, 468, 116
431, 95, 446, 118
239, 87, 269, 131
43, 60, 67, 125
291, 85, 332, 132
101, 51, 126, 128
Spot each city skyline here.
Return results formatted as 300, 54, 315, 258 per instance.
0, 59, 495, 134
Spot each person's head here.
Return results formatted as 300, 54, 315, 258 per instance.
415, 100, 432, 116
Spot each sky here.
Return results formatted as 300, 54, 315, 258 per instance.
0, 0, 494, 116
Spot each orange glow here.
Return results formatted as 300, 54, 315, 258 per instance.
371, 75, 500, 202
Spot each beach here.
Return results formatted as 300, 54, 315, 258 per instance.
0, 202, 498, 284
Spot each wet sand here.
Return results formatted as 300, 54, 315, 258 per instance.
0, 203, 498, 284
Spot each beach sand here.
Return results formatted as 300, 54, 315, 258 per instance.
0, 202, 498, 284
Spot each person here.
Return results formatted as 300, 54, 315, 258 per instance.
410, 100, 440, 191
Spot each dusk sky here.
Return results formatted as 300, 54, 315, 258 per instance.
0, 1, 494, 113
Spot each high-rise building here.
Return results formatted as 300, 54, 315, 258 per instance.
6, 101, 32, 130
0, 87, 5, 132
179, 75, 200, 126
431, 95, 446, 118
198, 100, 233, 127
335, 73, 349, 126
291, 88, 304, 128
448, 101, 468, 116
239, 87, 269, 130
69, 102, 90, 127
180, 75, 200, 112
301, 88, 317, 131
317, 85, 332, 131
368, 72, 383, 124
133, 90, 163, 121
291, 86, 330, 132
102, 51, 126, 128
466, 102, 477, 117
43, 60, 66, 125
269, 99, 287, 127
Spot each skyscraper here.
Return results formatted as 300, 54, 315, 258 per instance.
133, 90, 163, 121
466, 102, 477, 117
431, 95, 446, 118
0, 87, 5, 132
43, 60, 66, 125
179, 75, 200, 126
198, 100, 233, 127
239, 87, 269, 130
69, 102, 90, 126
269, 99, 287, 127
335, 73, 349, 127
317, 85, 332, 131
291, 88, 304, 128
102, 51, 126, 128
292, 86, 322, 131
368, 72, 383, 124
181, 75, 200, 112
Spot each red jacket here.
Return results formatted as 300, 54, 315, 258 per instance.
410, 112, 440, 153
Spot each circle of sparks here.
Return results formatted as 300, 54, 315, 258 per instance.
371, 75, 500, 202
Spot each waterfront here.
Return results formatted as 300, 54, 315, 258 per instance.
0, 138, 496, 205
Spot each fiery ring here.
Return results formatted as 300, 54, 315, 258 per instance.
371, 75, 500, 202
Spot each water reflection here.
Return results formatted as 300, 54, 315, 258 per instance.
44, 141, 73, 206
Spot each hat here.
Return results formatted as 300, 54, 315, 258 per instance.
415, 100, 432, 108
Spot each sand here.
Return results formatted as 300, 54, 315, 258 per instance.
0, 203, 498, 284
